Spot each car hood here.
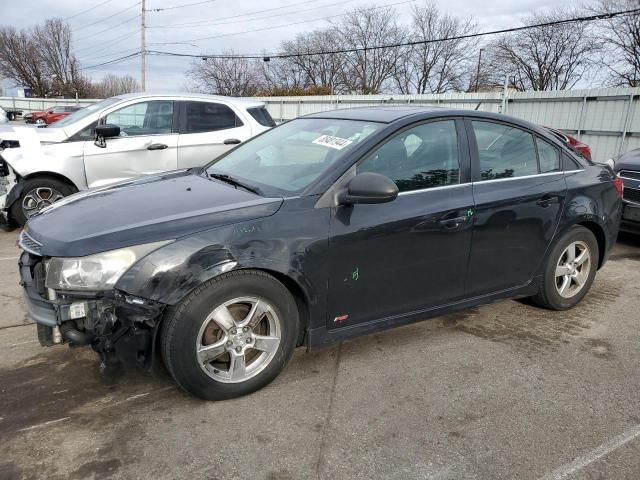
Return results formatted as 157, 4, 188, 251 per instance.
25, 170, 283, 257
615, 148, 640, 173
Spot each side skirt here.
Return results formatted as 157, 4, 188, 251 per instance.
306, 278, 540, 348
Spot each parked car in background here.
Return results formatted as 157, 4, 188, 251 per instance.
24, 105, 83, 125
611, 148, 640, 234
2, 107, 23, 121
18, 107, 622, 400
0, 93, 275, 225
545, 127, 592, 161
0, 107, 7, 125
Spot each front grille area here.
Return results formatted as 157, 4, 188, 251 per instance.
624, 187, 640, 204
620, 170, 640, 181
18, 230, 43, 256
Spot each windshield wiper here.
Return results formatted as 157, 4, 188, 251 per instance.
208, 172, 262, 195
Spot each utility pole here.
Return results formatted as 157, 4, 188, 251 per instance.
141, 0, 146, 91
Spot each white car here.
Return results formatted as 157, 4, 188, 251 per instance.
0, 93, 275, 225
0, 107, 8, 124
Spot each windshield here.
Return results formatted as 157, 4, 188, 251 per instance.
206, 118, 382, 195
52, 97, 122, 128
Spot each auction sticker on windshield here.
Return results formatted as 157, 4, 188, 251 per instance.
312, 135, 353, 150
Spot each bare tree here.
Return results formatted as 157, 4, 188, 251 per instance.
187, 51, 263, 96
589, 0, 640, 87
488, 8, 598, 91
90, 74, 141, 98
0, 18, 90, 97
395, 3, 477, 93
280, 29, 347, 92
333, 7, 406, 94
0, 27, 49, 97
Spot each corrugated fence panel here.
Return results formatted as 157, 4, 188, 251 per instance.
2, 87, 640, 161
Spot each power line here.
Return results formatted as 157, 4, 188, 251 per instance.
79, 47, 141, 63
72, 1, 141, 33
147, 0, 329, 29
75, 28, 140, 54
74, 14, 140, 43
147, 0, 217, 12
148, 0, 359, 30
79, 52, 141, 71
147, 7, 640, 60
176, 0, 416, 43
67, 0, 115, 21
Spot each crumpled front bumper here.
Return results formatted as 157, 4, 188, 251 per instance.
19, 250, 166, 366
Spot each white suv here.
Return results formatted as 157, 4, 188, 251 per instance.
0, 93, 275, 225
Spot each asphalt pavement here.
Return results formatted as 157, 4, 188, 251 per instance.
1, 227, 639, 480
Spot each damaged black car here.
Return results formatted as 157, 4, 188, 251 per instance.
18, 107, 622, 400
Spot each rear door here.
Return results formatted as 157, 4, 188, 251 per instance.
83, 100, 178, 188
465, 118, 567, 296
176, 101, 253, 169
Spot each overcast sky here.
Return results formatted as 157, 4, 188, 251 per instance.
3, 0, 585, 92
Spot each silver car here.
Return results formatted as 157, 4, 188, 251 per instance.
0, 93, 274, 225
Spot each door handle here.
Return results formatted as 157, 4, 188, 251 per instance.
223, 138, 241, 145
147, 143, 168, 151
439, 216, 468, 229
536, 195, 558, 208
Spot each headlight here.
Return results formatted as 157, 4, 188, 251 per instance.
45, 240, 172, 291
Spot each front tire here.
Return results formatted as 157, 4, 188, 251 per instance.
10, 177, 76, 226
531, 226, 599, 310
161, 270, 299, 400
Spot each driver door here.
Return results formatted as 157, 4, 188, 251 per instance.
326, 119, 474, 330
83, 100, 178, 188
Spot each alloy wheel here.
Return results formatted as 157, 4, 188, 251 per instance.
195, 296, 281, 383
22, 187, 64, 218
555, 240, 591, 298
35, 118, 46, 125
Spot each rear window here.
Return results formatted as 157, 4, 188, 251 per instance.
247, 106, 276, 127
182, 101, 243, 133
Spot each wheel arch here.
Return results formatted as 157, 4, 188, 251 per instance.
554, 219, 607, 269
22, 171, 79, 191
240, 267, 311, 347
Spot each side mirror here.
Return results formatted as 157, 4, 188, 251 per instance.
94, 124, 120, 148
339, 172, 399, 205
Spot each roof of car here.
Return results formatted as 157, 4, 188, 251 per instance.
303, 106, 446, 123
113, 92, 265, 107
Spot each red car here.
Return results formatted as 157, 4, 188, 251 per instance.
545, 127, 592, 161
25, 105, 83, 125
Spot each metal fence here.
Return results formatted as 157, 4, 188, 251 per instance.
251, 87, 640, 163
2, 87, 639, 162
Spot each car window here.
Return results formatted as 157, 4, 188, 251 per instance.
536, 137, 560, 173
207, 118, 382, 195
51, 106, 65, 113
357, 120, 460, 193
105, 101, 173, 136
472, 121, 538, 180
562, 152, 582, 170
247, 106, 276, 127
183, 102, 243, 133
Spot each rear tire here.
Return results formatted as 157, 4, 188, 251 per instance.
10, 177, 76, 226
161, 270, 299, 401
531, 226, 599, 310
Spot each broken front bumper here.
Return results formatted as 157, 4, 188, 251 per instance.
19, 250, 166, 365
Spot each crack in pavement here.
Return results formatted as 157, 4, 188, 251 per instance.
0, 323, 33, 331
315, 343, 342, 480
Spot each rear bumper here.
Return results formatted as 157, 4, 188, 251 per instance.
620, 203, 640, 234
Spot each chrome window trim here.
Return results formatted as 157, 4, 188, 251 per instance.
473, 171, 577, 185
397, 182, 469, 196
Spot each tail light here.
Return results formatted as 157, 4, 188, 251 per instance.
614, 176, 624, 198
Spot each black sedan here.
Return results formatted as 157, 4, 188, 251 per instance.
18, 107, 623, 400
612, 148, 640, 233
